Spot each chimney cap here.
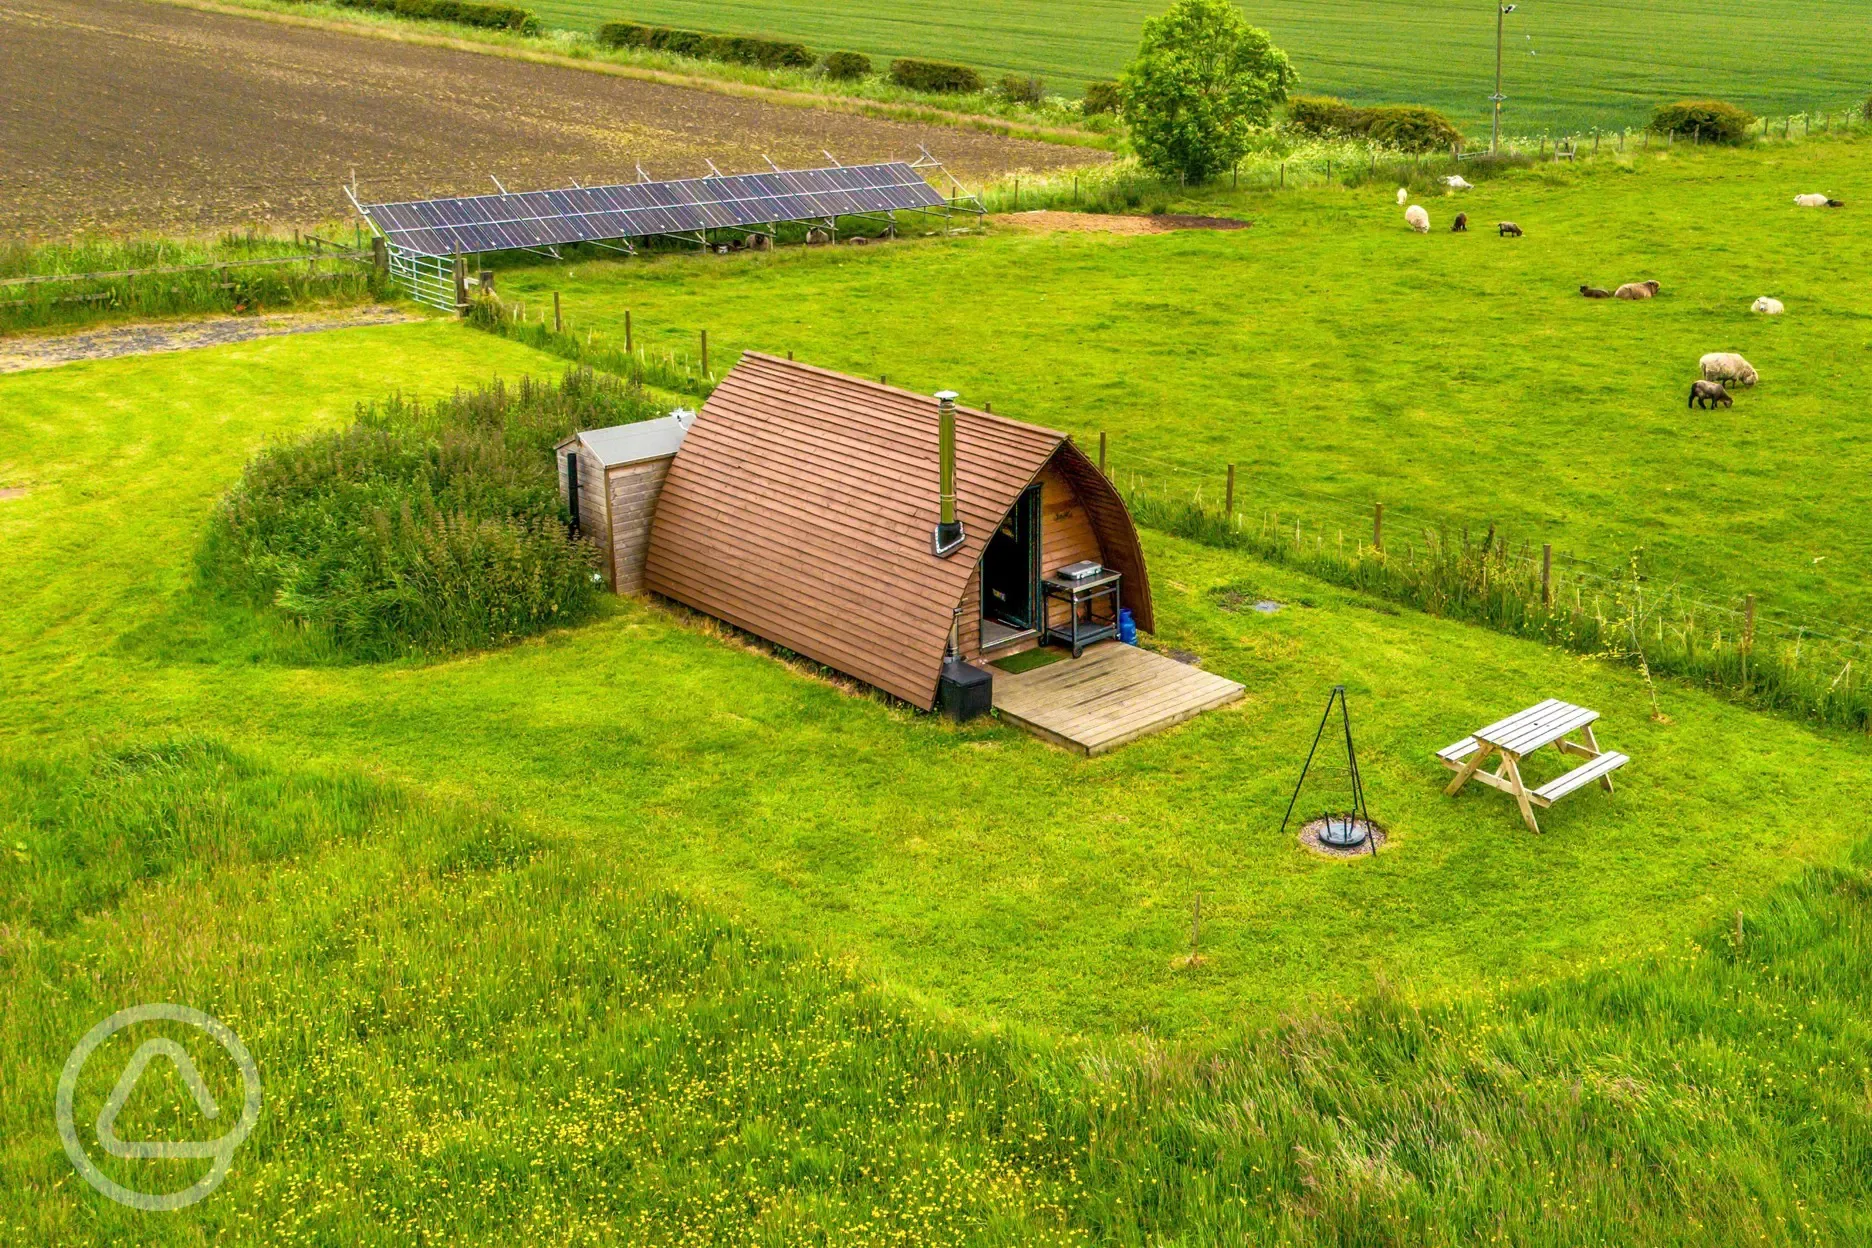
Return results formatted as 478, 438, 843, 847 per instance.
933, 389, 959, 403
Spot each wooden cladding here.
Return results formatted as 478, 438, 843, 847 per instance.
643, 353, 1154, 709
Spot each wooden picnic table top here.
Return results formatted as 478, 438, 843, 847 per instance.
1472, 698, 1600, 757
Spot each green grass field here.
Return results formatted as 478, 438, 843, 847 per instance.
496, 136, 1872, 638
8, 138, 1872, 1240
527, 0, 1872, 132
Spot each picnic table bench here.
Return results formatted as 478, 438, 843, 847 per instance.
1436, 698, 1628, 833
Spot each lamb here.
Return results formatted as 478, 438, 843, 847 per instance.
1751, 296, 1785, 315
1452, 212, 1468, 232
1397, 186, 1410, 205
1688, 380, 1733, 409
1700, 352, 1759, 388
1498, 221, 1523, 237
1794, 193, 1830, 207
1614, 280, 1661, 300
1580, 285, 1613, 298
1444, 175, 1474, 190
1405, 205, 1430, 233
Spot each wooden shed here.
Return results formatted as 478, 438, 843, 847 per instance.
555, 410, 694, 592
641, 353, 1154, 711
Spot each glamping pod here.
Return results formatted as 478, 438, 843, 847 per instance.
600, 352, 1154, 710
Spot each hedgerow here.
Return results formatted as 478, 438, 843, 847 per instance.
1651, 99, 1757, 144
204, 368, 662, 660
1288, 94, 1465, 152
324, 0, 538, 34
890, 58, 984, 94
594, 22, 813, 69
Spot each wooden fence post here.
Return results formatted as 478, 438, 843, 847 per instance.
1744, 594, 1756, 653
624, 310, 632, 354
1225, 464, 1235, 516
1541, 543, 1552, 605
553, 291, 563, 334
1280, 162, 1285, 188
1098, 431, 1108, 476
701, 329, 709, 375
1372, 502, 1384, 552
371, 236, 387, 275
453, 255, 468, 313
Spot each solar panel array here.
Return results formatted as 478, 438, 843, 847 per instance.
359, 162, 949, 257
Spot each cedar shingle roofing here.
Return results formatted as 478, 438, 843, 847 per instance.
642, 352, 1150, 709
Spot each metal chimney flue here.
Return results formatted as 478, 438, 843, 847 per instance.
931, 389, 966, 557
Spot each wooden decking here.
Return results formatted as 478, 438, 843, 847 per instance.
991, 642, 1244, 756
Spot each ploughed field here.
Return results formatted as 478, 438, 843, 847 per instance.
533, 0, 1872, 133
0, 0, 1096, 240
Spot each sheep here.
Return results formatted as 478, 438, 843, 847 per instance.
1498, 221, 1523, 237
1405, 205, 1430, 233
1614, 280, 1661, 300
1452, 212, 1468, 232
1751, 296, 1785, 315
1397, 186, 1409, 206
1794, 193, 1830, 207
1580, 285, 1613, 298
1444, 175, 1474, 190
1688, 380, 1733, 409
1700, 352, 1759, 388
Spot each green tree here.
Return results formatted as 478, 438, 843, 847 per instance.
1121, 0, 1296, 183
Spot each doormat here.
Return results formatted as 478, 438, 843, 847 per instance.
991, 648, 1068, 674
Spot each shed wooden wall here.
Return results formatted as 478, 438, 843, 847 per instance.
606, 459, 674, 595
558, 442, 614, 586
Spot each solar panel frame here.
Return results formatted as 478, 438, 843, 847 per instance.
360, 162, 950, 257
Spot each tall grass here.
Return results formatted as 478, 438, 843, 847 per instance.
0, 233, 384, 335
468, 293, 719, 397
4, 739, 1868, 1243
1135, 489, 1872, 731
201, 368, 659, 659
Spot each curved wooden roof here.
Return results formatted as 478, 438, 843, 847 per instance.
643, 352, 1152, 709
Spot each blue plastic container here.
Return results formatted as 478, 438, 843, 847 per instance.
1118, 608, 1138, 645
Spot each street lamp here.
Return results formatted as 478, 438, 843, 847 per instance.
1491, 3, 1518, 155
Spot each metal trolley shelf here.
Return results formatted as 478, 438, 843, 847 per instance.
1042, 569, 1122, 657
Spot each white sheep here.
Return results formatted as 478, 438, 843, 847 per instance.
1700, 352, 1759, 388
1751, 296, 1785, 315
1396, 186, 1409, 205
1444, 175, 1474, 190
1794, 193, 1830, 207
1405, 205, 1430, 233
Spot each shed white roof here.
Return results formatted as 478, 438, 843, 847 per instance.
558, 410, 695, 468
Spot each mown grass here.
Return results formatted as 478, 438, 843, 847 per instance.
2, 736, 1867, 1244
491, 136, 1872, 635
3, 324, 1868, 1041
527, 0, 1872, 132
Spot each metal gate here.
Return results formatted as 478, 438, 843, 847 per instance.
386, 246, 457, 311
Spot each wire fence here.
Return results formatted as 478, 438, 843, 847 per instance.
1113, 455, 1872, 731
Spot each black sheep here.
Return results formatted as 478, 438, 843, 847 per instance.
1688, 379, 1733, 409
1580, 285, 1612, 298
1452, 212, 1468, 232
1498, 221, 1524, 237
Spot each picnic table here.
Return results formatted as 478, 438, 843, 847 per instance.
1436, 698, 1629, 833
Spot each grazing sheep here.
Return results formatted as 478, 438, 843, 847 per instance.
1498, 221, 1523, 237
1751, 296, 1785, 315
1444, 175, 1475, 190
1397, 187, 1409, 205
1614, 280, 1662, 300
1688, 380, 1733, 409
1794, 193, 1830, 207
1405, 205, 1430, 233
1700, 352, 1759, 388
1452, 212, 1468, 232
1580, 285, 1613, 298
